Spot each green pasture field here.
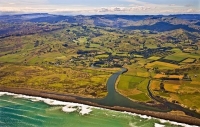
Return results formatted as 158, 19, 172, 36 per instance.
164, 55, 187, 62
137, 79, 150, 93
124, 63, 149, 77
164, 48, 200, 61
117, 75, 151, 102
117, 75, 145, 90
128, 93, 150, 101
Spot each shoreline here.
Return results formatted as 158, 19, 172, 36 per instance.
0, 87, 200, 126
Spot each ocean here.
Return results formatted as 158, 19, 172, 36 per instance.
0, 92, 197, 127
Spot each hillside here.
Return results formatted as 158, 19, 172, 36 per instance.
0, 14, 200, 116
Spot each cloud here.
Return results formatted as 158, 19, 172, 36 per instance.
0, 0, 48, 5
0, 0, 199, 15
125, 0, 150, 5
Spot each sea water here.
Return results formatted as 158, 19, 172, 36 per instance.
0, 92, 198, 127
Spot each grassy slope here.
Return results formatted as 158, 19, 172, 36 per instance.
0, 64, 111, 98
0, 24, 200, 112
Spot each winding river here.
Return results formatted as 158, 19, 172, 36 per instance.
80, 68, 167, 112
1, 65, 200, 120
80, 67, 200, 119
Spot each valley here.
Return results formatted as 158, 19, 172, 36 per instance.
0, 14, 200, 119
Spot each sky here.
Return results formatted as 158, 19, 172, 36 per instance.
0, 0, 199, 15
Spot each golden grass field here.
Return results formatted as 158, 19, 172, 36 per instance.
154, 74, 183, 79
151, 79, 200, 113
164, 82, 181, 93
0, 64, 111, 98
182, 58, 196, 63
147, 56, 161, 60
150, 80, 160, 91
145, 61, 180, 70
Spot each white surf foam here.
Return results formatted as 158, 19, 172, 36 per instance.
121, 111, 152, 120
43, 99, 68, 106
137, 114, 152, 120
0, 92, 199, 126
0, 92, 17, 96
79, 106, 92, 115
0, 92, 93, 115
62, 105, 77, 113
159, 119, 199, 127
155, 123, 165, 127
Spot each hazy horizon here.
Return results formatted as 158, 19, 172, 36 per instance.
0, 0, 199, 15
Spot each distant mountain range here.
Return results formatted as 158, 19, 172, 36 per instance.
0, 13, 199, 38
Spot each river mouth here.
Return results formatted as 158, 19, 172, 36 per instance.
1, 93, 198, 127
1, 83, 200, 126
79, 67, 200, 119
91, 68, 166, 111
80, 68, 168, 111
1, 67, 200, 120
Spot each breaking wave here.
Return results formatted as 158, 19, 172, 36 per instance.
0, 92, 93, 115
0, 92, 198, 127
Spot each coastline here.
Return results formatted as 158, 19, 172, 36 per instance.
1, 87, 200, 126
